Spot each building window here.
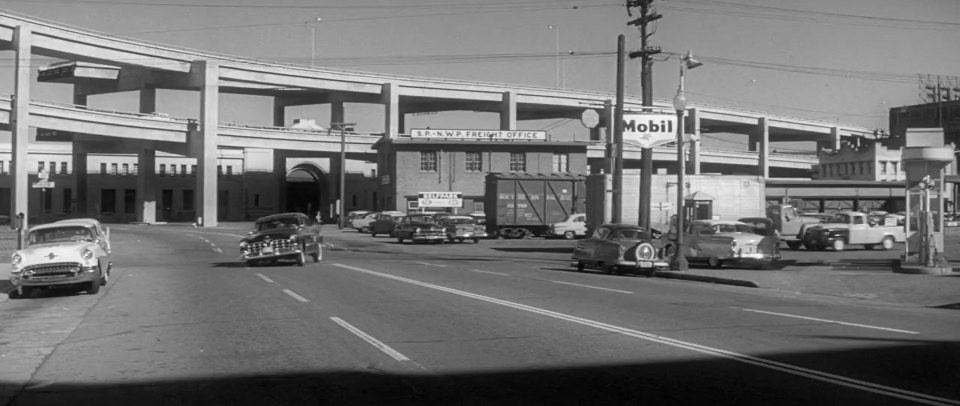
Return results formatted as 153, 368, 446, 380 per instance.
100, 163, 107, 174
192, 164, 197, 175
111, 163, 118, 175
226, 166, 233, 176
892, 161, 899, 175
465, 152, 482, 172
171, 164, 177, 176
38, 162, 45, 173
181, 164, 187, 175
217, 165, 223, 176
124, 189, 136, 214
49, 161, 56, 174
60, 162, 67, 174
159, 164, 166, 177
63, 189, 72, 214
183, 190, 194, 211
101, 189, 116, 214
420, 151, 438, 172
371, 169, 377, 177
122, 163, 129, 175
0, 161, 5, 174
880, 161, 887, 175
552, 153, 569, 172
42, 189, 52, 213
509, 152, 526, 172
133, 163, 139, 175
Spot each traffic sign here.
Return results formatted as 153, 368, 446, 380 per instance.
32, 180, 54, 189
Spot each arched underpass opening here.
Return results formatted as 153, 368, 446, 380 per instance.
285, 163, 330, 221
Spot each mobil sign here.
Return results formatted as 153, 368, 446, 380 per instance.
623, 113, 678, 148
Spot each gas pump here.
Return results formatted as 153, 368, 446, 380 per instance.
898, 146, 954, 274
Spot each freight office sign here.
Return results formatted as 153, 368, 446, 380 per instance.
418, 192, 463, 208
622, 114, 678, 148
411, 129, 546, 141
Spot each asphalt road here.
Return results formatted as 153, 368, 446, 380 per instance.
1, 225, 958, 405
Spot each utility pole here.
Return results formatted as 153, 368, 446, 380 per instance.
626, 0, 661, 231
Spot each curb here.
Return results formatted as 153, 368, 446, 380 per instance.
652, 271, 760, 288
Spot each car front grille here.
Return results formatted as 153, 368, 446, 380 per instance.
247, 239, 298, 255
22, 262, 83, 278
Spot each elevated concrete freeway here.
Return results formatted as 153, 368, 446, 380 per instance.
0, 9, 862, 228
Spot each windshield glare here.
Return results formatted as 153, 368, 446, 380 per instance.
28, 226, 93, 245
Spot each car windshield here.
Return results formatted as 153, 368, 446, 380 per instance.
714, 224, 754, 233
28, 226, 94, 245
256, 217, 301, 231
615, 229, 649, 240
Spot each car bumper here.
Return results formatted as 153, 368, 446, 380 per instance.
607, 259, 670, 270
11, 264, 99, 287
411, 234, 446, 242
450, 231, 488, 238
241, 247, 303, 260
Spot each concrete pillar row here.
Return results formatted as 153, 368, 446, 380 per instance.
137, 88, 158, 224
830, 126, 842, 152
194, 60, 219, 227
688, 108, 702, 175
274, 150, 288, 213
381, 83, 399, 138
12, 25, 31, 232
757, 117, 770, 178
500, 91, 516, 131
330, 101, 345, 127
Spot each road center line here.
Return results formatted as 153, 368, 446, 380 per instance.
553, 281, 633, 294
468, 269, 509, 276
742, 308, 920, 335
330, 317, 427, 370
413, 261, 446, 267
282, 289, 309, 303
256, 273, 274, 283
332, 263, 956, 406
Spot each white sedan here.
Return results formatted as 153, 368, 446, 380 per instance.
9, 218, 112, 298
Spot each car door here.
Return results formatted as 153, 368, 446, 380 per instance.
848, 215, 870, 244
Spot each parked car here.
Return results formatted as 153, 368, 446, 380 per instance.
547, 213, 587, 239
353, 211, 399, 233
467, 212, 486, 226
572, 223, 668, 275
369, 212, 405, 237
438, 215, 488, 243
801, 211, 905, 251
395, 215, 446, 244
667, 219, 780, 269
9, 218, 112, 298
345, 210, 371, 227
240, 212, 323, 266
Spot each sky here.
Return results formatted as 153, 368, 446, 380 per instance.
0, 0, 958, 153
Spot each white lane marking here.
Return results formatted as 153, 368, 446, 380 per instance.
256, 273, 274, 283
332, 263, 957, 406
282, 289, 309, 303
742, 308, 920, 335
413, 261, 446, 268
468, 269, 509, 276
330, 317, 427, 370
553, 281, 633, 294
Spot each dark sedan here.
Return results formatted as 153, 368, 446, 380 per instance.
395, 215, 446, 244
240, 213, 323, 266
572, 223, 668, 275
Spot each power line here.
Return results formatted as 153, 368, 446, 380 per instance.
0, 0, 614, 10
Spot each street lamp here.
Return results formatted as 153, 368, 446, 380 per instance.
670, 51, 702, 272
310, 17, 323, 66
332, 122, 355, 229
547, 25, 560, 88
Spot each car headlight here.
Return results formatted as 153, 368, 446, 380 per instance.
11, 253, 22, 270
635, 243, 655, 260
730, 240, 738, 251
81, 248, 94, 260
414, 228, 421, 233
240, 241, 248, 248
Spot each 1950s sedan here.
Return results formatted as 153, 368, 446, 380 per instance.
10, 218, 112, 298
572, 223, 668, 275
438, 215, 488, 243
395, 214, 446, 244
670, 219, 780, 269
240, 213, 323, 266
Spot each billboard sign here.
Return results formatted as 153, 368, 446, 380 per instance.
623, 114, 678, 148
418, 191, 463, 208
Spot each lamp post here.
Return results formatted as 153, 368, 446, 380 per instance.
670, 51, 701, 272
332, 122, 355, 229
547, 25, 560, 88
310, 17, 323, 66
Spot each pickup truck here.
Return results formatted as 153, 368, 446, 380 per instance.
766, 204, 822, 250
801, 211, 905, 251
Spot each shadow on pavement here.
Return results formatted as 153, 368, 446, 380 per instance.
492, 247, 574, 254
1, 341, 958, 406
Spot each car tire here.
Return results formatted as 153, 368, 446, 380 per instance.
563, 231, 576, 240
371, 231, 377, 237
576, 261, 585, 272
881, 236, 895, 250
87, 271, 102, 294
786, 241, 802, 250
473, 238, 479, 243
707, 257, 723, 269
359, 226, 370, 233
832, 239, 845, 251
296, 251, 306, 267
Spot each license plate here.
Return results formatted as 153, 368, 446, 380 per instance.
262, 247, 273, 254
638, 261, 653, 268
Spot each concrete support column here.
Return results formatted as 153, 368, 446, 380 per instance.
136, 149, 157, 223
194, 60, 219, 227
687, 108, 702, 175
140, 87, 156, 113
12, 26, 31, 233
273, 98, 286, 127
756, 117, 770, 178
274, 150, 287, 213
330, 101, 345, 126
500, 91, 516, 130
72, 90, 88, 217
381, 83, 399, 138
830, 126, 841, 152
